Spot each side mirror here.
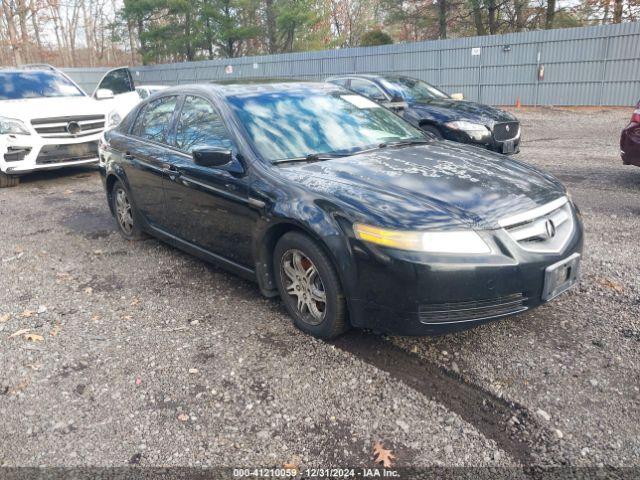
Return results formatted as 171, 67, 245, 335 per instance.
192, 147, 245, 175
193, 147, 232, 167
450, 93, 464, 100
390, 94, 404, 103
95, 88, 115, 100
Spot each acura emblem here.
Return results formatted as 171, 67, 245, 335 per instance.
505, 125, 510, 132
66, 121, 81, 135
545, 219, 556, 238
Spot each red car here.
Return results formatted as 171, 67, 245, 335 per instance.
621, 100, 640, 167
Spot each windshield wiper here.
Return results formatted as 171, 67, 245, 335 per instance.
378, 138, 432, 149
273, 151, 353, 165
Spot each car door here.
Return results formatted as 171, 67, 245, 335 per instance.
93, 67, 140, 118
123, 95, 180, 228
162, 94, 256, 267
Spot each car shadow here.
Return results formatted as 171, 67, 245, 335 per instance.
16, 166, 99, 187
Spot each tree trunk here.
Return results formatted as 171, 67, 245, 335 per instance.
17, 0, 30, 62
488, 0, 498, 34
469, 0, 486, 35
514, 0, 526, 31
2, 0, 24, 65
265, 0, 277, 53
438, 0, 447, 39
29, 0, 43, 61
545, 0, 556, 29
613, 0, 623, 22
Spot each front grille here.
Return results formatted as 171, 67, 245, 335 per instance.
500, 197, 574, 253
419, 293, 528, 324
4, 146, 31, 162
30, 115, 105, 139
493, 122, 519, 141
35, 141, 98, 165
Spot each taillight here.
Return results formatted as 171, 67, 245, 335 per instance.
632, 109, 640, 123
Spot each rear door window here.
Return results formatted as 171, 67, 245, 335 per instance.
131, 96, 179, 144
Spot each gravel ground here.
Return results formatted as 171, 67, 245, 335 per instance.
0, 107, 638, 471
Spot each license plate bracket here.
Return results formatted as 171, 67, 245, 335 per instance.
502, 140, 515, 154
542, 253, 581, 301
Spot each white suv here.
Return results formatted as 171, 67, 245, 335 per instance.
0, 65, 115, 188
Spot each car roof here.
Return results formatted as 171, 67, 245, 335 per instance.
158, 81, 343, 98
0, 68, 57, 74
328, 73, 411, 82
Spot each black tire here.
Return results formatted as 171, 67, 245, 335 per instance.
110, 180, 146, 240
421, 124, 443, 140
0, 172, 19, 188
274, 232, 348, 339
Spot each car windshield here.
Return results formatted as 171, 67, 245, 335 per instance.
381, 77, 449, 103
0, 70, 85, 100
227, 88, 425, 162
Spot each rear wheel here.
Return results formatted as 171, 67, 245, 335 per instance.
110, 180, 146, 240
0, 172, 19, 188
274, 232, 348, 339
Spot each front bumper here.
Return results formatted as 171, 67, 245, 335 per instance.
0, 133, 101, 175
442, 125, 521, 155
346, 208, 584, 336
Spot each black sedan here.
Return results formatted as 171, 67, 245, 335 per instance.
99, 82, 582, 339
327, 74, 521, 154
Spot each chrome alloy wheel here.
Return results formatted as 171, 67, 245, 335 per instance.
115, 187, 134, 235
280, 249, 327, 325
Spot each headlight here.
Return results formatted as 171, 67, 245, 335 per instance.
0, 116, 30, 135
353, 223, 491, 254
107, 110, 122, 127
445, 121, 489, 133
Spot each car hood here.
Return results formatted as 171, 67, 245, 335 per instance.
277, 142, 565, 230
407, 99, 516, 125
1, 96, 109, 123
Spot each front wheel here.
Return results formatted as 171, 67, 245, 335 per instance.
0, 172, 19, 188
274, 232, 348, 339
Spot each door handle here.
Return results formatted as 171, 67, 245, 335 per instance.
161, 164, 181, 176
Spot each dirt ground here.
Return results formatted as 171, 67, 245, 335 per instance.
0, 107, 638, 473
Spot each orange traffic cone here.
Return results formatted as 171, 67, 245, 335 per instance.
515, 97, 521, 109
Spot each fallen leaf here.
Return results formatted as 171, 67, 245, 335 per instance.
177, 413, 189, 422
93, 250, 103, 255
0, 313, 10, 323
20, 310, 35, 318
130, 297, 140, 306
135, 377, 142, 385
91, 315, 100, 321
50, 324, 62, 337
63, 189, 74, 195
372, 441, 396, 468
24, 333, 44, 342
597, 278, 624, 293
8, 328, 30, 338
283, 462, 299, 471
83, 287, 93, 294
25, 363, 41, 371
